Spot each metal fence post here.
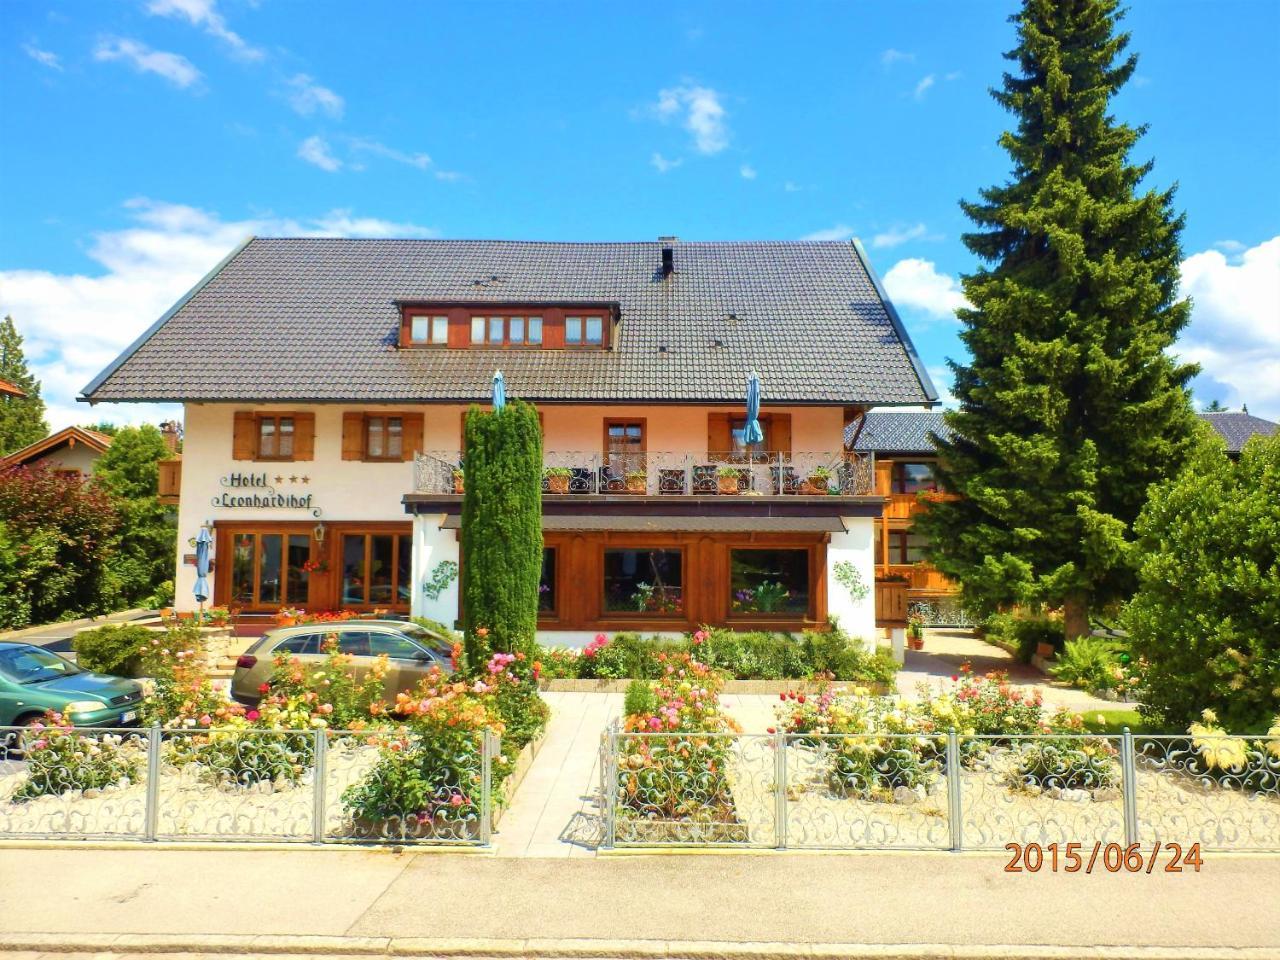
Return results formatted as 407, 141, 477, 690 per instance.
946, 728, 962, 852
773, 729, 788, 850
1121, 727, 1139, 846
603, 722, 618, 849
311, 728, 328, 845
479, 730, 494, 845
144, 723, 161, 842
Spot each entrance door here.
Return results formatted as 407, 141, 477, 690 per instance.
339, 532, 413, 612
603, 419, 646, 493
229, 531, 312, 610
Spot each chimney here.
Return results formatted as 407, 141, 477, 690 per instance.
659, 236, 677, 277
159, 420, 182, 453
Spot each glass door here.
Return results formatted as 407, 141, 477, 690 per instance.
340, 532, 413, 610
229, 531, 312, 610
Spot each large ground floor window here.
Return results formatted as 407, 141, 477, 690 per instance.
534, 532, 823, 629
230, 530, 311, 609
341, 532, 412, 608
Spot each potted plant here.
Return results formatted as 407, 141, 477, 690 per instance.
276, 606, 303, 627
716, 465, 741, 495
802, 465, 834, 495
624, 469, 647, 494
206, 606, 231, 627
907, 611, 926, 650
452, 467, 465, 495
545, 466, 572, 494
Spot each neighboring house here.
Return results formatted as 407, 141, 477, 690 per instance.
81, 237, 937, 645
0, 378, 26, 398
1, 425, 113, 478
847, 407, 1280, 624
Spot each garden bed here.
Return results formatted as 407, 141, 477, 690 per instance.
541, 678, 890, 695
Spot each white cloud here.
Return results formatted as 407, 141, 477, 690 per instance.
1178, 236, 1280, 419
94, 37, 202, 89
882, 258, 970, 319
349, 137, 430, 170
739, 164, 756, 180
801, 224, 855, 242
913, 74, 936, 101
871, 223, 933, 248
647, 83, 729, 155
23, 43, 62, 70
783, 181, 802, 193
650, 152, 683, 173
881, 48, 914, 67
0, 199, 438, 430
285, 73, 344, 119
1212, 239, 1246, 256
146, 0, 263, 61
432, 170, 465, 183
297, 135, 341, 172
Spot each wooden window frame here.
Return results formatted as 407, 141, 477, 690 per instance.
363, 414, 405, 462
467, 312, 545, 348
886, 528, 930, 565
538, 546, 560, 620
564, 314, 605, 348
407, 313, 450, 346
725, 545, 816, 621
599, 544, 688, 620
398, 303, 614, 351
338, 530, 413, 611
602, 418, 647, 454
891, 461, 939, 494
226, 528, 313, 610
256, 414, 297, 461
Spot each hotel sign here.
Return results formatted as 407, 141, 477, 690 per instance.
212, 471, 322, 517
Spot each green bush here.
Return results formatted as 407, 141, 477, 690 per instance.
803, 627, 898, 684
623, 679, 658, 718
698, 629, 809, 679
983, 612, 1064, 662
1124, 434, 1280, 729
1051, 635, 1124, 692
72, 624, 154, 676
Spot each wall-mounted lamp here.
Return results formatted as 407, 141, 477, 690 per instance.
312, 521, 327, 544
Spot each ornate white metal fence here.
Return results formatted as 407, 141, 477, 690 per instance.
601, 725, 1280, 852
414, 450, 876, 497
0, 724, 498, 846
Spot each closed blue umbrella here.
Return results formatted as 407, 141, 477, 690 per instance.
744, 372, 764, 447
492, 369, 506, 412
193, 526, 212, 611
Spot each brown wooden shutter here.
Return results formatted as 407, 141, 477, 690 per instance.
401, 413, 424, 460
292, 413, 315, 461
770, 414, 792, 456
875, 459, 894, 495
706, 413, 732, 455
232, 411, 257, 460
342, 412, 365, 460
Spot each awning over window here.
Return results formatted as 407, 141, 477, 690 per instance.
438, 514, 846, 533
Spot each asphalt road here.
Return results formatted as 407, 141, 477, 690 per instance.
2, 610, 154, 653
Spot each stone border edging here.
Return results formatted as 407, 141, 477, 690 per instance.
1, 933, 1274, 960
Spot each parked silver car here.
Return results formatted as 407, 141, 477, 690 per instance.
230, 620, 454, 706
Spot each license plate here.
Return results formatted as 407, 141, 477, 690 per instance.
120, 710, 137, 724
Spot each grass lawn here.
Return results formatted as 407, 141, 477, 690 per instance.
1079, 708, 1162, 735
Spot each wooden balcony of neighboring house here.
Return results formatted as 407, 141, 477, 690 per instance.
876, 562, 957, 594
880, 490, 960, 519
158, 457, 182, 505
411, 449, 877, 498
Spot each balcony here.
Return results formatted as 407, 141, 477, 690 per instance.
413, 450, 876, 497
158, 457, 182, 505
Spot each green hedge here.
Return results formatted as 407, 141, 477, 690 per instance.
72, 624, 154, 676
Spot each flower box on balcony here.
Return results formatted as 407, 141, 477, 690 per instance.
716, 466, 742, 495
544, 467, 572, 494
624, 470, 647, 494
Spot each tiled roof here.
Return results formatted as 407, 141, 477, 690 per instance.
2, 425, 113, 468
1198, 411, 1278, 453
81, 238, 936, 406
847, 410, 950, 453
847, 409, 1279, 456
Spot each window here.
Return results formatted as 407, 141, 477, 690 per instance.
539, 547, 557, 615
365, 416, 404, 460
341, 533, 413, 608
276, 633, 321, 655
367, 632, 425, 659
603, 548, 683, 615
335, 631, 372, 657
409, 315, 448, 345
729, 416, 771, 454
887, 530, 931, 564
565, 315, 603, 345
469, 314, 546, 346
892, 462, 938, 494
229, 531, 311, 609
257, 415, 295, 460
729, 549, 810, 615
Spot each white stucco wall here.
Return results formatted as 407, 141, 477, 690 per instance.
826, 516, 878, 651
411, 514, 460, 626
25, 443, 103, 475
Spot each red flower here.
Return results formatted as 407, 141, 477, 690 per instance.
950, 675, 959, 682
258, 682, 270, 694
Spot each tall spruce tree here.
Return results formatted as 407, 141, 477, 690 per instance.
916, 0, 1198, 640
460, 399, 543, 666
0, 315, 49, 455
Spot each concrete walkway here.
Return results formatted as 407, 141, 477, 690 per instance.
1, 846, 1276, 956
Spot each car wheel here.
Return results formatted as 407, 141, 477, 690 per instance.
2, 714, 44, 757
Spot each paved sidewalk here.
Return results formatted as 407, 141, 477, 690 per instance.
1, 847, 1276, 954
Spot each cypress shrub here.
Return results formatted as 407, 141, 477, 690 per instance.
461, 400, 543, 666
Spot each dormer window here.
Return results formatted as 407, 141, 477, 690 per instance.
398, 302, 614, 350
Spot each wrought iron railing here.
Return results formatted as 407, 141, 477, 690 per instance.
0, 724, 498, 846
414, 449, 875, 497
600, 725, 1280, 852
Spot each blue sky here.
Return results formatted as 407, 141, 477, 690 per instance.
2, 0, 1277, 429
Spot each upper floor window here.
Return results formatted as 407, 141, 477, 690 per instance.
471, 314, 544, 346
892, 461, 938, 494
365, 416, 404, 460
258, 415, 295, 460
409, 315, 449, 345
565, 315, 603, 345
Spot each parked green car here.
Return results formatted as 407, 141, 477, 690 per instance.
0, 642, 144, 729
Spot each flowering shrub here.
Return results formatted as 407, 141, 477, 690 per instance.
138, 625, 242, 728
482, 650, 549, 757
616, 656, 743, 826
1169, 709, 1280, 793
534, 646, 581, 679
916, 665, 1047, 739
1006, 712, 1120, 794
12, 715, 142, 802
265, 636, 387, 730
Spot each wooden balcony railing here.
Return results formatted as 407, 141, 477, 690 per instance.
158, 458, 181, 505
413, 450, 876, 497
876, 563, 956, 592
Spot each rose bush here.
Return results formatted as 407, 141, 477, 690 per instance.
12, 715, 142, 802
